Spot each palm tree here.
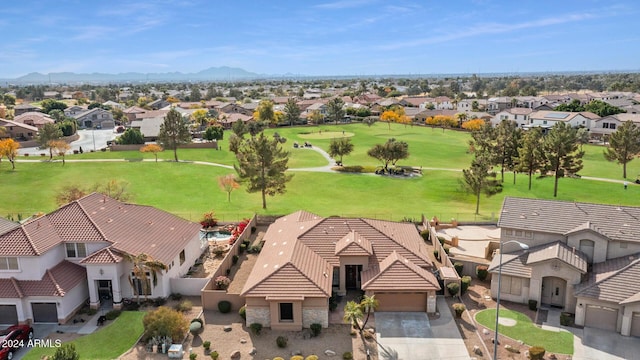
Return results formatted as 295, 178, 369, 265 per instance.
359, 295, 379, 329
343, 300, 364, 332
124, 253, 167, 304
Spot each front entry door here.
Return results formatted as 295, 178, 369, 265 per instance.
345, 265, 362, 289
541, 277, 565, 307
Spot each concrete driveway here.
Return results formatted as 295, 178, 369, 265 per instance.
376, 297, 470, 360
572, 326, 640, 360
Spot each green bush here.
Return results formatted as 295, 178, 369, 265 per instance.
528, 299, 538, 311
239, 305, 246, 320
476, 265, 488, 281
87, 308, 97, 316
433, 250, 439, 260
190, 353, 197, 360
105, 310, 121, 320
447, 282, 460, 296
143, 306, 189, 343
452, 303, 466, 318
334, 165, 377, 173
528, 346, 545, 360
218, 300, 232, 313
342, 352, 353, 360
560, 312, 572, 326
250, 322, 263, 335
454, 262, 464, 276
310, 323, 322, 337
420, 229, 430, 242
461, 276, 471, 294
210, 351, 219, 360
175, 300, 192, 313
203, 340, 211, 350
239, 243, 247, 253
189, 321, 202, 335
170, 292, 183, 301
232, 255, 239, 265
437, 236, 445, 245
276, 335, 288, 348
443, 245, 450, 255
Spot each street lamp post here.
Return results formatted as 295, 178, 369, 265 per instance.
92, 126, 96, 151
494, 240, 529, 360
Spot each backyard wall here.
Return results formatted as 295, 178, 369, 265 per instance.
201, 215, 257, 311
170, 278, 209, 296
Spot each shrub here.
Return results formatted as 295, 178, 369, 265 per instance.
175, 300, 193, 313
461, 276, 471, 294
190, 353, 197, 360
218, 300, 231, 313
476, 265, 488, 281
87, 308, 97, 316
291, 356, 304, 360
250, 322, 262, 335
447, 282, 460, 296
170, 293, 183, 301
203, 341, 211, 350
239, 243, 247, 253
310, 323, 322, 337
560, 312, 572, 326
214, 276, 231, 290
528, 346, 545, 360
210, 351, 219, 360
143, 306, 189, 342
105, 310, 121, 320
276, 335, 288, 348
251, 226, 257, 233
189, 321, 202, 335
232, 255, 239, 265
239, 305, 246, 320
437, 236, 445, 245
305, 356, 319, 360
153, 297, 167, 306
433, 250, 439, 260
452, 303, 466, 318
454, 262, 464, 276
343, 352, 353, 360
528, 299, 538, 311
51, 343, 79, 360
420, 229, 430, 242
443, 245, 450, 255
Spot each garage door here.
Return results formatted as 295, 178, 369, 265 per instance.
375, 293, 427, 312
584, 304, 618, 331
630, 313, 640, 337
0, 305, 18, 324
32, 303, 58, 323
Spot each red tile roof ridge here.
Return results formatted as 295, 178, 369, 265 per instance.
10, 277, 24, 298
20, 225, 41, 256
69, 195, 113, 242
45, 269, 65, 296
80, 246, 123, 264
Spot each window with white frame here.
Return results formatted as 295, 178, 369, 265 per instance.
66, 243, 87, 258
131, 272, 152, 296
0, 257, 19, 270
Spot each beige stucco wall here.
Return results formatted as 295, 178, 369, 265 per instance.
566, 231, 609, 263
500, 228, 564, 249
575, 297, 623, 332
269, 300, 302, 331
620, 302, 640, 336
529, 261, 582, 310
245, 297, 328, 330
490, 276, 531, 304
606, 241, 640, 260
337, 255, 370, 295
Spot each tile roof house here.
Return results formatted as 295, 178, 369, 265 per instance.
73, 108, 115, 129
13, 112, 54, 130
240, 211, 439, 331
489, 197, 640, 337
0, 193, 206, 325
0, 119, 38, 141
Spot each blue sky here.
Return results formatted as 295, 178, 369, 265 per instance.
1, 0, 638, 77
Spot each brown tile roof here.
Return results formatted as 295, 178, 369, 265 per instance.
135, 110, 169, 119
123, 106, 146, 114
0, 216, 63, 256
335, 231, 373, 256
48, 202, 108, 242
575, 254, 640, 304
0, 261, 85, 298
242, 211, 435, 298
80, 247, 123, 264
13, 112, 54, 125
361, 251, 440, 292
499, 197, 640, 243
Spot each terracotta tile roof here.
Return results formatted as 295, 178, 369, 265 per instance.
48, 202, 108, 242
498, 197, 640, 243
0, 261, 85, 298
575, 254, 640, 304
0, 216, 62, 256
80, 247, 123, 264
0, 218, 19, 235
335, 231, 373, 256
242, 212, 435, 298
361, 251, 440, 292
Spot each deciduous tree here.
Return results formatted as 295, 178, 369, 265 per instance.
367, 138, 409, 171
38, 122, 63, 160
0, 138, 20, 170
158, 108, 191, 161
328, 137, 354, 164
543, 122, 585, 197
603, 120, 640, 178
461, 119, 485, 131
253, 100, 275, 125
234, 132, 293, 209
55, 184, 87, 205
326, 97, 345, 125
140, 144, 164, 162
204, 124, 224, 141
49, 139, 71, 166
143, 307, 188, 343
218, 174, 241, 202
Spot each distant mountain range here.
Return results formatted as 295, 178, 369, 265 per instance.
2, 66, 265, 84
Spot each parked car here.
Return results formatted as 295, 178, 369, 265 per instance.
0, 324, 34, 360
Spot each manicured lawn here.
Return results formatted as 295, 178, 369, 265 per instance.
3, 122, 639, 221
23, 311, 145, 360
475, 309, 574, 355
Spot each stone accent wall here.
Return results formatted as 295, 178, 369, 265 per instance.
302, 308, 328, 328
246, 307, 270, 327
